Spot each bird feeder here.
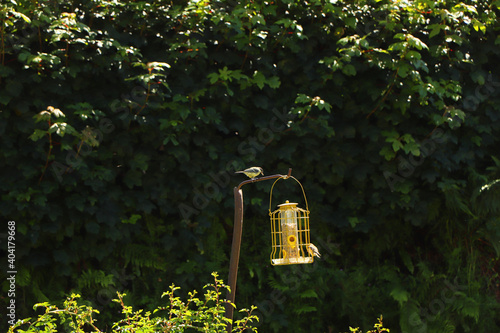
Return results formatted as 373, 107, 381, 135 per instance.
269, 176, 313, 265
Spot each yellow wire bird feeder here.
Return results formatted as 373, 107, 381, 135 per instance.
269, 176, 313, 266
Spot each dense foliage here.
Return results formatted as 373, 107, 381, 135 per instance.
8, 273, 258, 332
2, 0, 500, 332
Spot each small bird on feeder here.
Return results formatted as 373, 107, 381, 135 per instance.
235, 166, 264, 179
307, 243, 321, 258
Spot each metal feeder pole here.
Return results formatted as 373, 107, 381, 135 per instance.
225, 168, 292, 332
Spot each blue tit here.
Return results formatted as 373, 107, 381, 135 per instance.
235, 166, 264, 179
307, 243, 321, 258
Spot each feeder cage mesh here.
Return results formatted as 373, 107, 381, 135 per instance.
269, 176, 313, 265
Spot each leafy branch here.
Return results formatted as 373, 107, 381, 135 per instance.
30, 106, 77, 184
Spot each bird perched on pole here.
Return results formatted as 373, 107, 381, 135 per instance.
307, 243, 321, 258
235, 166, 264, 179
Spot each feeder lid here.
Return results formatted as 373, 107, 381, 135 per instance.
277, 200, 298, 208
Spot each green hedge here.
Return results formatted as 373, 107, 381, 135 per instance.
2, 0, 499, 332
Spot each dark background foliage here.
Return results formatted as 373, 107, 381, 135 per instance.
1, 0, 499, 332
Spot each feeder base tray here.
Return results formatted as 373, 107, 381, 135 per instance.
272, 257, 313, 265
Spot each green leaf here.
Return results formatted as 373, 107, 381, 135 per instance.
392, 140, 404, 152
388, 41, 408, 52
458, 297, 480, 322
407, 34, 428, 50
299, 289, 319, 299
49, 122, 72, 137
295, 305, 317, 314
348, 217, 360, 228
405, 50, 421, 60
470, 136, 481, 146
207, 72, 219, 84
382, 130, 400, 140
403, 141, 420, 156
163, 134, 179, 146
380, 146, 396, 160
29, 129, 48, 141
251, 14, 266, 26
122, 214, 142, 224
253, 71, 266, 89
472, 19, 486, 33
13, 11, 32, 23
429, 24, 446, 39
317, 99, 332, 112
342, 64, 357, 76
471, 71, 486, 85
295, 93, 311, 104
397, 63, 410, 78
445, 35, 463, 45
130, 153, 150, 171
393, 33, 406, 40
390, 286, 410, 306
267, 76, 281, 89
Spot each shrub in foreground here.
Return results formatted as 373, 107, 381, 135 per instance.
8, 272, 258, 332
344, 316, 390, 333
8, 271, 391, 332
